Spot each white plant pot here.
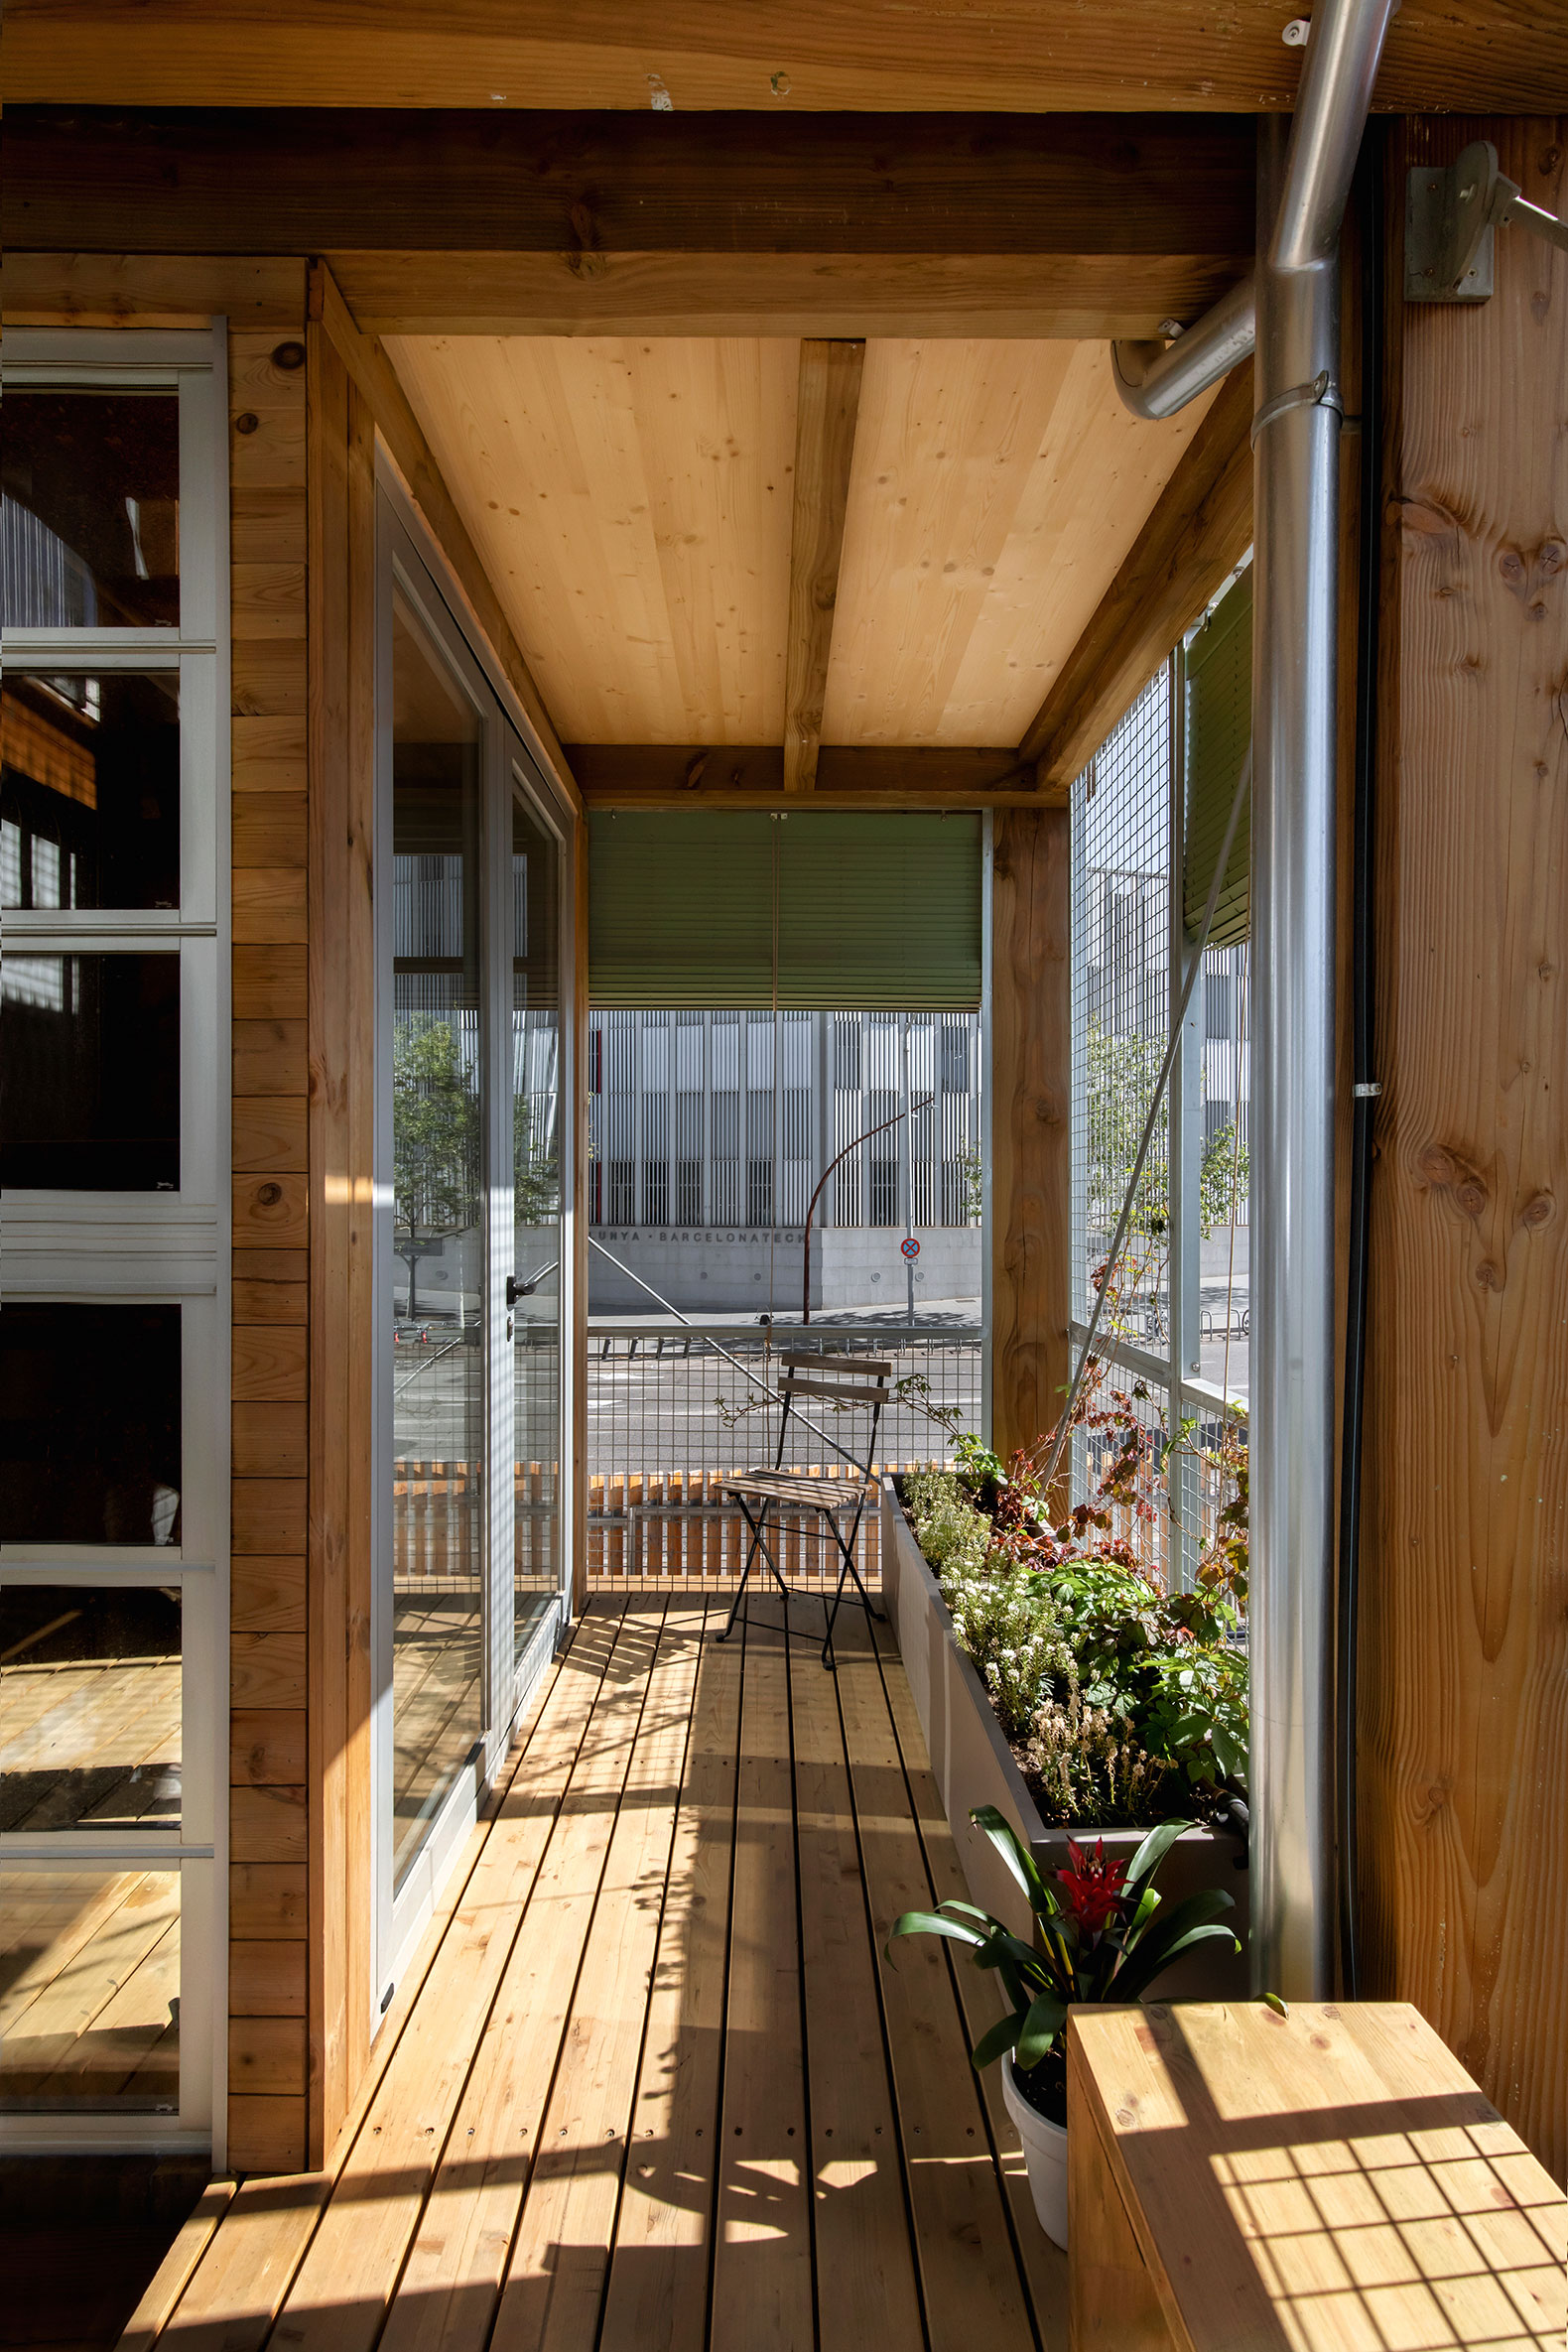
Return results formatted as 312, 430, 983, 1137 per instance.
1000, 2053, 1070, 2249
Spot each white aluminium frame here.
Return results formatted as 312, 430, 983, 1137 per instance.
370, 462, 576, 2021
0, 329, 231, 2158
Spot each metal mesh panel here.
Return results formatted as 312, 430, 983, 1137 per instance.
585, 1326, 981, 1587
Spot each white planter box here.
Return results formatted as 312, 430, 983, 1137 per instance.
879, 1480, 1250, 1998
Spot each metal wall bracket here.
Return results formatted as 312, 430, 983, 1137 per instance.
1406, 140, 1568, 304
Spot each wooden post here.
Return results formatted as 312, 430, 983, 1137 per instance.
990, 808, 1072, 1468
1359, 116, 1568, 2183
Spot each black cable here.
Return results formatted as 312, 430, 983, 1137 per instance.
1337, 124, 1385, 2002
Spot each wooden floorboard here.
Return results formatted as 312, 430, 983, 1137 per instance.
140, 1594, 1063, 2351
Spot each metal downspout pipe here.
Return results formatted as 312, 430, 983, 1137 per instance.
1108, 0, 1396, 1997
1250, 0, 1394, 2001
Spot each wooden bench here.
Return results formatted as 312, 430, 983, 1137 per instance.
1068, 2000, 1567, 2351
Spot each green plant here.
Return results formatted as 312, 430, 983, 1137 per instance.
889, 1810, 1238, 2125
903, 1471, 992, 1581
940, 1563, 1073, 1740
1143, 1642, 1249, 1791
1022, 1690, 1182, 1827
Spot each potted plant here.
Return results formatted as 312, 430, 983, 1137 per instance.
889, 1807, 1239, 2248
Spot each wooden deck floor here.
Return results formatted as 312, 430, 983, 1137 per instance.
129, 1594, 1066, 2352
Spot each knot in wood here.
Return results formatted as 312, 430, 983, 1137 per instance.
234, 411, 259, 435
1474, 1258, 1502, 1290
1520, 1192, 1555, 1231
1418, 1143, 1457, 1187
271, 341, 306, 372
1455, 1180, 1487, 1217
256, 1182, 283, 1208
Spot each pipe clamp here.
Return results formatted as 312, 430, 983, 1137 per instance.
1249, 370, 1342, 445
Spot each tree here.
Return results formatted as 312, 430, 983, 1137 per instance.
393, 1016, 479, 1319
1085, 1015, 1249, 1334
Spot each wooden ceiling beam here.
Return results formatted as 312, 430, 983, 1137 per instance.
325, 251, 1239, 339
5, 108, 1254, 257
565, 744, 1049, 809
1018, 362, 1254, 793
784, 340, 864, 796
4, 7, 1562, 115
307, 264, 581, 818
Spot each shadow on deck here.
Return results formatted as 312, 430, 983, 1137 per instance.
127, 1594, 1066, 2350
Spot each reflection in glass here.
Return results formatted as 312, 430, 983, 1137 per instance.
0, 1867, 180, 2112
2, 672, 181, 910
0, 1587, 182, 1834
1, 952, 180, 1191
512, 791, 563, 1664
0, 1305, 182, 1547
3, 391, 181, 631
389, 591, 484, 1891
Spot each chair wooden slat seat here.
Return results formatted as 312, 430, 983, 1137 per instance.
724, 1467, 879, 1511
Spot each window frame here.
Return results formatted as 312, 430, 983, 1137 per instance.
0, 327, 230, 2157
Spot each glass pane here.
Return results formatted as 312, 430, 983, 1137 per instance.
1, 952, 180, 1190
389, 590, 484, 1891
512, 789, 562, 1663
0, 1586, 181, 1833
0, 1305, 182, 1547
2, 671, 181, 910
0, 1866, 180, 2112
3, 390, 181, 631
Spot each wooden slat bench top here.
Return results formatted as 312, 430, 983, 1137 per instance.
723, 1467, 878, 1511
1067, 2000, 1567, 2352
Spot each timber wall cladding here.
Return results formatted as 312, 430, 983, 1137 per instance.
989, 808, 1071, 1464
229, 317, 313, 2175
1361, 116, 1568, 2184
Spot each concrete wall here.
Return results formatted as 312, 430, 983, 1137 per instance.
586, 1225, 981, 1316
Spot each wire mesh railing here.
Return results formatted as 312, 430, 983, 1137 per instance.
586, 1322, 982, 1587
1069, 1318, 1247, 1593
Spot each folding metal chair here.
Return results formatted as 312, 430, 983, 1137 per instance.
717, 1350, 890, 1668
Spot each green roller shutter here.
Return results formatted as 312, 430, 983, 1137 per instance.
588, 809, 981, 1009
1183, 564, 1252, 948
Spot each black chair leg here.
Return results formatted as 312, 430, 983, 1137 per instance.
717, 1506, 770, 1642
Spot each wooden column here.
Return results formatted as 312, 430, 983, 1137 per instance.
305, 327, 378, 2166
990, 808, 1072, 1464
1359, 114, 1568, 2182
228, 312, 314, 2177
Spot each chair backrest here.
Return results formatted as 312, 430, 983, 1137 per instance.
772, 1351, 891, 1475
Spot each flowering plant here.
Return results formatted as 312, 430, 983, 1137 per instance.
889, 1807, 1238, 2123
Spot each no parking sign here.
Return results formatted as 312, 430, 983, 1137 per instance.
900, 1236, 920, 1261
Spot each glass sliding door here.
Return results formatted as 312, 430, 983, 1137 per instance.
386, 582, 487, 1897
374, 485, 574, 2004
510, 781, 564, 1677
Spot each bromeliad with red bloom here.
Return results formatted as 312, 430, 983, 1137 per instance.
1056, 1837, 1129, 1937
888, 1810, 1238, 2106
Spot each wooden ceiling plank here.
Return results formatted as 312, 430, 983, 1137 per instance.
784, 339, 865, 794
4, 7, 1562, 116
4, 108, 1254, 258
1018, 361, 1253, 790
326, 252, 1242, 339
309, 268, 581, 813
385, 334, 797, 745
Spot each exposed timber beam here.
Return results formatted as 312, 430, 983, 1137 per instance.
3, 9, 1561, 115
329, 254, 1240, 340
564, 744, 1044, 809
307, 264, 581, 818
1019, 362, 1253, 793
785, 340, 864, 795
5, 109, 1253, 255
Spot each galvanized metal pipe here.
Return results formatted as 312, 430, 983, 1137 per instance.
1249, 0, 1395, 2000
1111, 271, 1256, 420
